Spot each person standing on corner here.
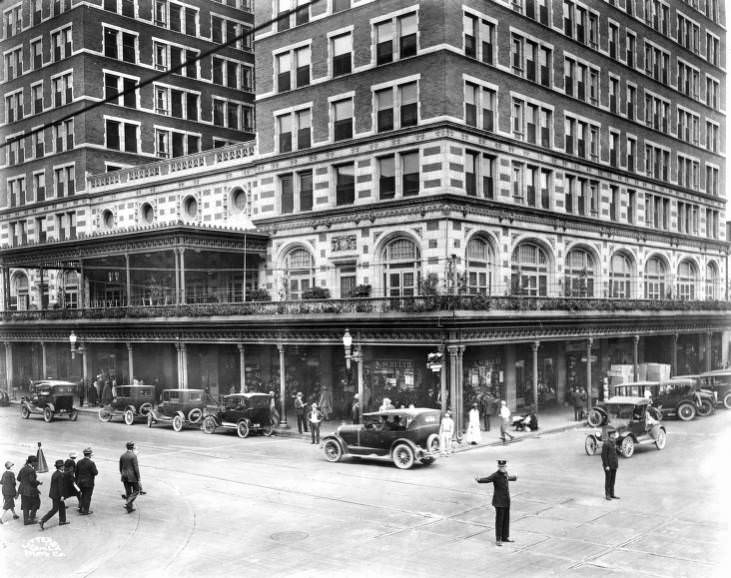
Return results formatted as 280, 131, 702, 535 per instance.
75, 447, 98, 515
475, 459, 518, 547
17, 455, 42, 525
308, 402, 323, 445
439, 410, 455, 456
294, 392, 307, 434
119, 441, 141, 513
499, 401, 515, 443
351, 393, 360, 424
39, 460, 68, 530
601, 429, 620, 500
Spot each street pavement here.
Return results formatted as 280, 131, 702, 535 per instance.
0, 404, 728, 577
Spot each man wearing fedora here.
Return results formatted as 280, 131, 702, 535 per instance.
119, 441, 141, 513
476, 459, 518, 546
75, 447, 98, 515
39, 459, 69, 530
17, 455, 42, 525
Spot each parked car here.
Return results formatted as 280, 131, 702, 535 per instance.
699, 369, 731, 409
98, 385, 156, 425
147, 389, 209, 431
609, 379, 714, 421
201, 392, 275, 438
585, 396, 666, 458
321, 408, 440, 469
21, 380, 79, 422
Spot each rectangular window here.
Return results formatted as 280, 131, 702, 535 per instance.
333, 98, 353, 141
402, 151, 419, 197
277, 114, 292, 152
378, 155, 396, 199
296, 109, 311, 149
299, 170, 313, 211
295, 47, 310, 87
280, 173, 294, 214
104, 27, 118, 59
332, 33, 352, 76
335, 163, 355, 205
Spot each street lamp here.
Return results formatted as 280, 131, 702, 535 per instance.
342, 328, 353, 370
69, 331, 77, 359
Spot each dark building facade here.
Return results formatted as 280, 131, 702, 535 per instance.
0, 0, 729, 431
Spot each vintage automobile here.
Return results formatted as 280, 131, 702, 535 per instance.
585, 396, 666, 458
699, 369, 731, 409
201, 392, 275, 438
21, 380, 79, 422
98, 385, 156, 425
321, 408, 440, 469
147, 388, 209, 431
608, 379, 714, 421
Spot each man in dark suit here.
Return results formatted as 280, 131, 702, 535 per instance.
601, 429, 620, 500
119, 441, 141, 513
476, 459, 518, 546
39, 460, 68, 530
17, 455, 42, 525
75, 447, 98, 515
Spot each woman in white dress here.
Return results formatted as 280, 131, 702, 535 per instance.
464, 402, 482, 445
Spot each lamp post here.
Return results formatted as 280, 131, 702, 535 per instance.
343, 329, 363, 422
69, 330, 77, 359
342, 328, 352, 370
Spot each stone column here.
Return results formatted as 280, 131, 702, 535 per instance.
633, 335, 640, 380
125, 254, 131, 307
174, 249, 180, 305
179, 248, 187, 305
41, 342, 47, 378
277, 344, 288, 427
79, 261, 85, 308
721, 330, 730, 368
586, 337, 594, 417
4, 342, 13, 394
447, 345, 459, 423
127, 343, 134, 384
456, 346, 465, 433
81, 343, 89, 386
237, 343, 246, 393
439, 344, 447, 413
504, 344, 517, 409
532, 341, 540, 412
175, 342, 187, 389
706, 331, 713, 371
672, 333, 679, 376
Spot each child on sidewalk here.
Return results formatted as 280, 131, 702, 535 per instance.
1, 460, 20, 523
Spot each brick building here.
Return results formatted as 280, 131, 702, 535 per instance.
0, 0, 729, 431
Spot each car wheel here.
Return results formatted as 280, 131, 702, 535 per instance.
201, 416, 217, 434
654, 428, 667, 450
187, 408, 203, 424
697, 399, 714, 417
98, 408, 113, 422
139, 402, 153, 416
124, 409, 135, 426
261, 424, 274, 437
426, 433, 440, 454
43, 407, 54, 423
584, 435, 598, 456
69, 409, 79, 422
20, 405, 30, 419
323, 439, 343, 462
392, 443, 415, 470
677, 402, 696, 421
723, 392, 731, 410
587, 409, 606, 427
172, 414, 184, 432
619, 436, 635, 458
236, 420, 250, 438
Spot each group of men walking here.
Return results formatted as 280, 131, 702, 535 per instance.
2, 441, 142, 530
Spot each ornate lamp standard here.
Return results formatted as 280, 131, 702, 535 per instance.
69, 330, 77, 359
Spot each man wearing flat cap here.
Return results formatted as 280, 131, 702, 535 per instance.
475, 459, 518, 547
119, 442, 141, 513
75, 448, 98, 515
17, 455, 42, 525
39, 459, 69, 530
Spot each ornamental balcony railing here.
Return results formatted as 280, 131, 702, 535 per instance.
2, 295, 730, 322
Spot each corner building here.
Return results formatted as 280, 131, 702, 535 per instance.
0, 0, 729, 432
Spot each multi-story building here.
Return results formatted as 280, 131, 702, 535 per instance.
0, 0, 729, 431
0, 0, 255, 246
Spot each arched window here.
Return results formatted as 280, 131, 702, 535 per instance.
511, 242, 549, 296
383, 238, 420, 297
11, 272, 29, 310
564, 248, 596, 297
465, 237, 494, 295
609, 252, 633, 298
706, 262, 719, 300
676, 260, 697, 300
644, 256, 666, 299
283, 248, 314, 300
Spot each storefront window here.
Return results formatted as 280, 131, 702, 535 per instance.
609, 252, 633, 298
466, 237, 494, 294
676, 260, 696, 300
564, 248, 595, 297
644, 256, 666, 299
382, 238, 420, 297
284, 247, 314, 300
510, 242, 548, 296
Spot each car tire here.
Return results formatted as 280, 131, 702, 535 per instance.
323, 439, 343, 462
124, 409, 135, 426
261, 424, 274, 437
619, 436, 635, 458
587, 409, 606, 427
69, 409, 79, 422
98, 408, 113, 422
187, 408, 203, 424
697, 399, 714, 417
43, 407, 54, 423
677, 402, 696, 421
236, 420, 250, 439
426, 433, 440, 454
172, 414, 184, 432
139, 402, 153, 416
201, 416, 217, 434
654, 427, 667, 450
723, 392, 731, 410
147, 413, 154, 428
392, 443, 415, 470
20, 405, 30, 419
584, 435, 598, 456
